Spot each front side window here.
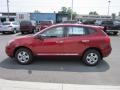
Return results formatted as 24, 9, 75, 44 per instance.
67, 27, 85, 36
41, 27, 64, 38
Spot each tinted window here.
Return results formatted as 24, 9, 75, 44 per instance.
102, 21, 113, 25
40, 21, 52, 25
67, 27, 85, 36
20, 21, 32, 26
41, 27, 64, 38
87, 28, 96, 34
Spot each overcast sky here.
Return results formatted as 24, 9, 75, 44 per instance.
0, 0, 120, 15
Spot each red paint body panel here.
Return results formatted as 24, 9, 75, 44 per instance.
5, 24, 112, 58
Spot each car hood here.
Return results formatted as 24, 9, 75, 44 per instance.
15, 35, 33, 40
11, 35, 35, 45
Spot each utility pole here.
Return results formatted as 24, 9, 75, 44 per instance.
71, 0, 73, 20
7, 0, 10, 21
107, 0, 111, 16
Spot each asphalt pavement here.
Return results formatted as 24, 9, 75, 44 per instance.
0, 33, 120, 86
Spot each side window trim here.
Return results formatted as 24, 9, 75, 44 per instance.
41, 26, 65, 39
66, 26, 86, 37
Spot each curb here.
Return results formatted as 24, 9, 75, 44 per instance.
0, 79, 120, 90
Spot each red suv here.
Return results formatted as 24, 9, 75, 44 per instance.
6, 24, 112, 66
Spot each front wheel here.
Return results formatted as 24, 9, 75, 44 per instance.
12, 29, 17, 34
15, 48, 33, 65
82, 49, 102, 66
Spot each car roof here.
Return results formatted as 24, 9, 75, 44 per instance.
49, 23, 102, 29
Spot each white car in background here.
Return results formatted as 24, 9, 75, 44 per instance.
0, 22, 20, 34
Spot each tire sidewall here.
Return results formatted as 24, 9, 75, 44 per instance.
15, 48, 33, 65
82, 49, 101, 66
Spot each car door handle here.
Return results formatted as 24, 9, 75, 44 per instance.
81, 40, 90, 43
56, 41, 64, 44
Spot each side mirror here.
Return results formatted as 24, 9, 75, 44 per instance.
34, 34, 44, 41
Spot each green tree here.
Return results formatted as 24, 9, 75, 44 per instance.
89, 11, 98, 15
34, 10, 40, 13
58, 7, 77, 20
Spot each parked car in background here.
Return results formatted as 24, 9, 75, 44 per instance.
95, 20, 120, 35
0, 21, 20, 34
20, 20, 36, 34
36, 20, 53, 31
0, 22, 2, 29
6, 24, 112, 66
63, 20, 82, 24
82, 20, 96, 25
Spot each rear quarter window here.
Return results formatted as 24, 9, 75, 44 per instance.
85, 27, 96, 35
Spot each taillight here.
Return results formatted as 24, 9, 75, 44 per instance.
105, 36, 110, 43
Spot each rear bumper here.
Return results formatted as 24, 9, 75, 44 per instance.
102, 45, 112, 57
0, 28, 13, 32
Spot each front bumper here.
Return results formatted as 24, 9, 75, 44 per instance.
5, 45, 14, 57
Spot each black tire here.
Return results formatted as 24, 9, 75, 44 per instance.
2, 32, 5, 34
15, 48, 33, 65
113, 32, 118, 35
82, 49, 102, 66
12, 30, 17, 34
21, 31, 24, 34
32, 29, 36, 34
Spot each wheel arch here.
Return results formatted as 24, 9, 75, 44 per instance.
82, 47, 103, 59
13, 46, 33, 57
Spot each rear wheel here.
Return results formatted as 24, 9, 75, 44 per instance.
2, 32, 6, 34
15, 48, 33, 65
12, 30, 17, 34
113, 32, 118, 35
82, 49, 102, 66
21, 31, 24, 34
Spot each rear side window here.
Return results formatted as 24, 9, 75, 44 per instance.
87, 28, 96, 34
102, 21, 113, 25
67, 27, 85, 36
20, 21, 32, 26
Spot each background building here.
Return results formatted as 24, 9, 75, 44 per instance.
16, 12, 30, 22
0, 12, 16, 22
76, 15, 112, 21
30, 13, 56, 24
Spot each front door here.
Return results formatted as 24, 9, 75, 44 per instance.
33, 26, 65, 55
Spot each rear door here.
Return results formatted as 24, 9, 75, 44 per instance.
63, 26, 89, 55
33, 26, 66, 55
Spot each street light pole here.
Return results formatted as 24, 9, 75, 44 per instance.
7, 0, 10, 21
71, 0, 73, 20
107, 0, 111, 16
